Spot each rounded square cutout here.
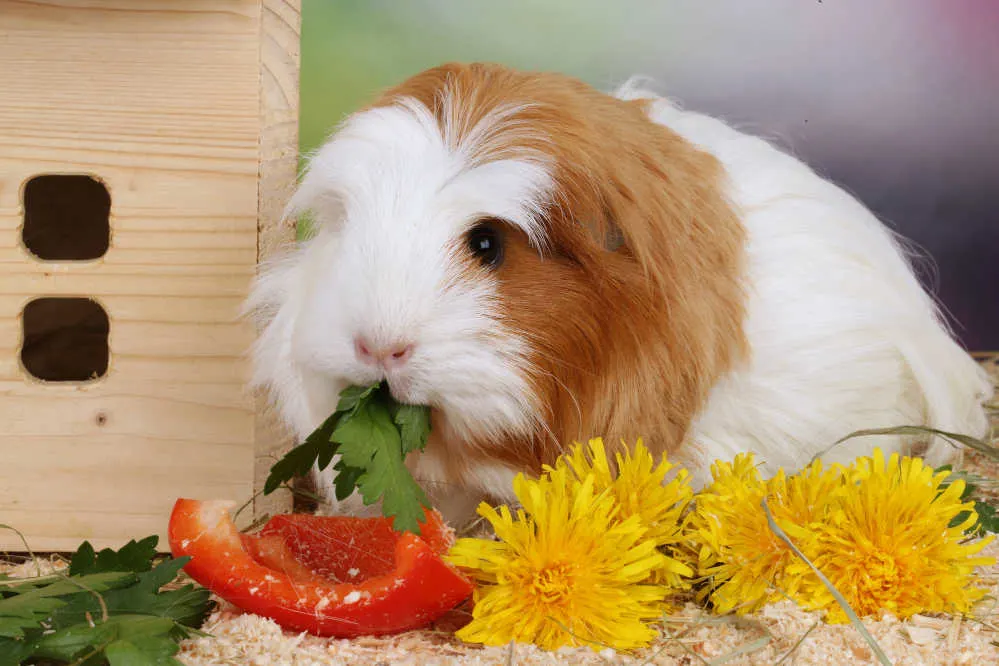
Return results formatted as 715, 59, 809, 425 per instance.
21, 297, 110, 382
22, 175, 111, 261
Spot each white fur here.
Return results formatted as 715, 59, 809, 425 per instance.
247, 96, 553, 512
615, 79, 993, 486
408, 447, 520, 518
249, 73, 992, 520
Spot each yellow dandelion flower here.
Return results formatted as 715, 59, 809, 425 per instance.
792, 449, 996, 623
447, 466, 669, 651
548, 438, 695, 588
689, 454, 842, 614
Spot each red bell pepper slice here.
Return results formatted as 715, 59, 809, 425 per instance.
255, 510, 454, 581
168, 499, 473, 637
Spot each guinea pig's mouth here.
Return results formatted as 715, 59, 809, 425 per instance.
383, 375, 423, 407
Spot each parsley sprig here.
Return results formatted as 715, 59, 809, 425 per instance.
937, 465, 999, 535
0, 536, 213, 666
264, 382, 434, 534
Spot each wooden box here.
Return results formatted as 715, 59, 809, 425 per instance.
0, 0, 300, 551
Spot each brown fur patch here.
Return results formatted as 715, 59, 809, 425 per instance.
379, 63, 747, 480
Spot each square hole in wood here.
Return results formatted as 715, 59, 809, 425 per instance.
21, 298, 110, 382
22, 175, 111, 260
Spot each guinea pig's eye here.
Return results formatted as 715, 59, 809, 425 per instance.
466, 220, 504, 268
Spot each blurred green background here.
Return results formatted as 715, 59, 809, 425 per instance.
297, 0, 999, 349
299, 0, 621, 156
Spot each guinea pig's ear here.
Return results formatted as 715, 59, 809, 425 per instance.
592, 100, 744, 301
541, 89, 749, 382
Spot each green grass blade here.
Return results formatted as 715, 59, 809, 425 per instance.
810, 425, 999, 465
707, 635, 771, 665
0, 524, 41, 578
761, 497, 892, 666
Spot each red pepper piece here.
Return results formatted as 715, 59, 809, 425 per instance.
168, 498, 474, 637
256, 509, 454, 581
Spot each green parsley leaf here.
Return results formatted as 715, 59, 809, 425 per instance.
69, 536, 159, 577
0, 536, 212, 666
49, 558, 211, 633
938, 465, 999, 535
332, 459, 364, 502
263, 409, 342, 494
332, 396, 431, 533
336, 383, 380, 414
975, 501, 999, 534
0, 572, 136, 639
31, 614, 182, 665
359, 461, 432, 536
332, 397, 399, 469
394, 403, 432, 454
0, 637, 32, 665
264, 382, 434, 533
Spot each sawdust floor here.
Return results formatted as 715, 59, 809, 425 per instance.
6, 354, 999, 665
175, 562, 999, 666
175, 353, 999, 666
6, 547, 997, 666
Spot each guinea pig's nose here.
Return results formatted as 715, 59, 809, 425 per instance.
354, 336, 415, 370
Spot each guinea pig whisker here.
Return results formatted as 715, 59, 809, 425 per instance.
515, 328, 598, 377
409, 477, 466, 489
522, 354, 585, 440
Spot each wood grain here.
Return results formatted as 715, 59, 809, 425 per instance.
0, 0, 301, 551
253, 0, 301, 518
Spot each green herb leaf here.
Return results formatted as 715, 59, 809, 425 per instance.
332, 398, 399, 469
263, 409, 343, 494
936, 465, 999, 535
32, 615, 182, 665
336, 383, 380, 413
263, 383, 386, 497
974, 501, 999, 534
394, 403, 432, 454
332, 459, 364, 502
0, 536, 212, 665
331, 396, 432, 532
104, 632, 181, 666
70, 536, 159, 577
0, 572, 136, 639
333, 397, 431, 533
264, 382, 434, 533
0, 636, 32, 665
49, 558, 212, 634
359, 461, 432, 535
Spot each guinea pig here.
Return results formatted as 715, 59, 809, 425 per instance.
246, 62, 993, 525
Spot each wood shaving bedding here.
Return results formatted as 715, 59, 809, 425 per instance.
0, 555, 68, 578
177, 355, 999, 665
4, 509, 997, 665
174, 539, 999, 666
7, 354, 998, 665
4, 537, 996, 664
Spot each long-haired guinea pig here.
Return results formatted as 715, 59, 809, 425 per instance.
246, 62, 993, 525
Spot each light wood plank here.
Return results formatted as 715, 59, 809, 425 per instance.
0, 0, 278, 551
0, 296, 251, 324
0, 274, 252, 297
252, 0, 301, 517
0, 249, 259, 269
